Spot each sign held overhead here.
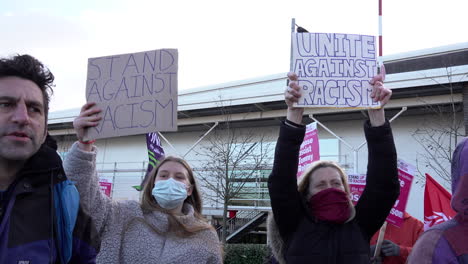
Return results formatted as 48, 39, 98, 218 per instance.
84, 49, 178, 141
292, 33, 379, 108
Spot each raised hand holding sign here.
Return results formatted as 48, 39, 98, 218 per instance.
84, 49, 178, 141
291, 32, 379, 108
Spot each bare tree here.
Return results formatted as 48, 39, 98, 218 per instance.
195, 105, 273, 244
412, 67, 465, 187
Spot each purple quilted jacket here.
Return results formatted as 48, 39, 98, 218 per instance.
407, 138, 468, 263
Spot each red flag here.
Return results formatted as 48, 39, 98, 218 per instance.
424, 173, 456, 230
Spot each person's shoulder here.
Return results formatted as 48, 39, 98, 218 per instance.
118, 199, 140, 209
427, 219, 458, 232
406, 214, 424, 227
418, 227, 445, 240
193, 227, 222, 256
114, 200, 144, 216
408, 228, 445, 263
202, 226, 219, 238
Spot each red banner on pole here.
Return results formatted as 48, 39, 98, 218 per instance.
424, 173, 456, 230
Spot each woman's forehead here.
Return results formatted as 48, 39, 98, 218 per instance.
159, 161, 186, 171
311, 167, 341, 181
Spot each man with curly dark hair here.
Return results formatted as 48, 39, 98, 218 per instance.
0, 54, 101, 263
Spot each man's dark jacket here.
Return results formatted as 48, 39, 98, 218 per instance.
268, 120, 399, 264
0, 143, 101, 263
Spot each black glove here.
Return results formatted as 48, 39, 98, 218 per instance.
370, 244, 377, 256
381, 239, 400, 257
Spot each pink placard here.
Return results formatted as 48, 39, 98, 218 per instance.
386, 160, 415, 227
297, 122, 320, 178
348, 174, 366, 205
99, 176, 113, 197
347, 159, 415, 227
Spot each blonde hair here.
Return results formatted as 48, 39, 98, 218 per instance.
297, 160, 350, 198
138, 156, 214, 237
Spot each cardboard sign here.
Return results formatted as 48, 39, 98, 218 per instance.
291, 33, 379, 108
84, 49, 178, 141
99, 175, 113, 197
297, 122, 320, 178
348, 159, 415, 227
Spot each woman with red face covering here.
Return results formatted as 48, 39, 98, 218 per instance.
266, 72, 399, 264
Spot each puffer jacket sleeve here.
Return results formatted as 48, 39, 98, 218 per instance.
268, 121, 306, 242
407, 228, 457, 264
355, 120, 399, 240
64, 142, 118, 235
69, 206, 101, 263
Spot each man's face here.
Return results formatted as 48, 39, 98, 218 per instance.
0, 77, 47, 162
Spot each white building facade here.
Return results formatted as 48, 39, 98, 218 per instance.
48, 42, 468, 225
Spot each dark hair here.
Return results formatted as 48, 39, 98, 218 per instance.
0, 54, 54, 119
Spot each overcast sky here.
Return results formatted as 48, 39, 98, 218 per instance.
2, 0, 467, 112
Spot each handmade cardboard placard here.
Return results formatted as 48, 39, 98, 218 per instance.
84, 49, 178, 141
291, 33, 379, 108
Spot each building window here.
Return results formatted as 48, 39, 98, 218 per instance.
319, 138, 340, 162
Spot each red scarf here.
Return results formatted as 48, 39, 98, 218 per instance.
309, 188, 351, 224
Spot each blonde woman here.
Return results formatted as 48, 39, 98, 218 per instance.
64, 103, 222, 264
267, 72, 399, 264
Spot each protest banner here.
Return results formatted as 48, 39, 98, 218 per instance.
132, 132, 166, 191
348, 173, 366, 205
297, 122, 320, 178
146, 132, 165, 174
84, 49, 178, 141
387, 159, 415, 226
99, 175, 113, 197
348, 159, 415, 227
424, 173, 456, 230
291, 32, 379, 108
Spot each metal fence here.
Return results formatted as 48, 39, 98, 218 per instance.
94, 153, 349, 203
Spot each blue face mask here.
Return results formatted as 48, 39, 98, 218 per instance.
152, 178, 188, 209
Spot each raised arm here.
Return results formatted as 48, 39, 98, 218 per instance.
355, 72, 400, 239
64, 102, 113, 234
285, 72, 304, 124
367, 71, 389, 127
268, 73, 307, 241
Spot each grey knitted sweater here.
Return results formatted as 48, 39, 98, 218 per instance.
64, 142, 223, 264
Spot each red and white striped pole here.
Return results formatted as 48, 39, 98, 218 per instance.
378, 0, 383, 57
